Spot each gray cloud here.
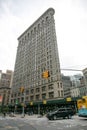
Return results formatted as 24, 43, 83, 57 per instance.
0, 0, 87, 75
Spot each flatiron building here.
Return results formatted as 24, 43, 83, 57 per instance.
11, 8, 63, 104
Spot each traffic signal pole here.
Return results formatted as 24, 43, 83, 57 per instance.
20, 86, 25, 117
22, 92, 25, 117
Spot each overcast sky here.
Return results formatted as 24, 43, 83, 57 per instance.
0, 0, 87, 75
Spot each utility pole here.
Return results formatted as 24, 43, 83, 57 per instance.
41, 71, 49, 115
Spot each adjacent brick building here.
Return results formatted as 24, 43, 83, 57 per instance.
0, 70, 13, 105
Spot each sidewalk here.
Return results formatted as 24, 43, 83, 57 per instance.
7, 114, 48, 125
8, 114, 45, 119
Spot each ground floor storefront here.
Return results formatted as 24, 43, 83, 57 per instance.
8, 97, 79, 115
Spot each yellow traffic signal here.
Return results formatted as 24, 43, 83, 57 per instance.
42, 71, 49, 78
20, 87, 24, 93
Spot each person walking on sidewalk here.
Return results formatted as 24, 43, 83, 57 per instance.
3, 112, 6, 117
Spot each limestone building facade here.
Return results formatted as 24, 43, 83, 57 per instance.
11, 8, 63, 104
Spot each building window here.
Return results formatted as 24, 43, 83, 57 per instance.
30, 89, 34, 94
28, 33, 29, 38
26, 90, 29, 95
31, 30, 33, 37
11, 94, 13, 98
42, 86, 46, 91
36, 94, 39, 100
18, 92, 20, 96
58, 91, 60, 97
25, 36, 26, 40
49, 92, 54, 98
36, 88, 40, 93
42, 93, 46, 99
46, 16, 48, 21
14, 93, 17, 97
30, 96, 34, 100
61, 90, 64, 97
38, 24, 40, 29
21, 97, 24, 102
60, 83, 62, 88
42, 20, 44, 26
26, 97, 29, 101
48, 84, 53, 90
34, 27, 36, 33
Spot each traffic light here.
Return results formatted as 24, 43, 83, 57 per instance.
42, 71, 50, 78
20, 87, 24, 93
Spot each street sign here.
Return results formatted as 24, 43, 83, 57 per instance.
66, 97, 71, 102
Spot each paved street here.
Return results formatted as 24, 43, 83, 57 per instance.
0, 115, 87, 130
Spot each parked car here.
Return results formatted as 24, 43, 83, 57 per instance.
46, 107, 75, 120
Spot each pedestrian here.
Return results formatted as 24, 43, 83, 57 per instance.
3, 112, 6, 117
